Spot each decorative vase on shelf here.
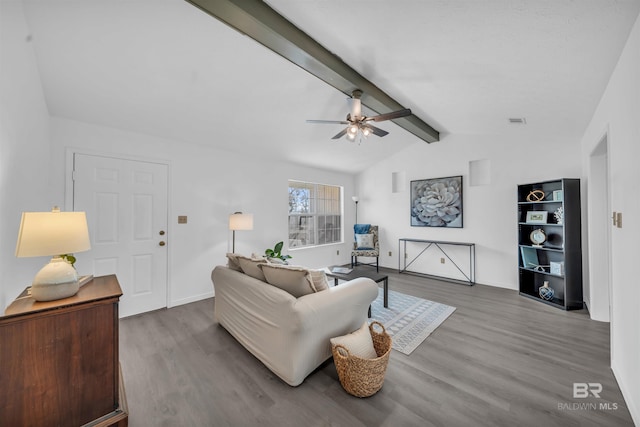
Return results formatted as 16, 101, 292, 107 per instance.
539, 281, 555, 301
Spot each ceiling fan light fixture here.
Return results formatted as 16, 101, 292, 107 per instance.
306, 90, 412, 141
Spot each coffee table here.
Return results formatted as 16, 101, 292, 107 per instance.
326, 266, 389, 308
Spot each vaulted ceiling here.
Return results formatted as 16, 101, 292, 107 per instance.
17, 0, 640, 173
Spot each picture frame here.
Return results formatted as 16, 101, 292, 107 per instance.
525, 211, 548, 224
550, 261, 564, 276
410, 175, 463, 227
520, 246, 540, 269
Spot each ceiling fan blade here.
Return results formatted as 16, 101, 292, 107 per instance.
366, 108, 412, 122
362, 124, 389, 137
306, 119, 350, 125
331, 128, 348, 139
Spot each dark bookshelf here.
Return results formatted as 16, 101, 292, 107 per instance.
517, 179, 583, 310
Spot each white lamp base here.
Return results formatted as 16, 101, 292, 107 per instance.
31, 257, 80, 301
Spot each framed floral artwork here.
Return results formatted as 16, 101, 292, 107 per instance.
410, 176, 463, 227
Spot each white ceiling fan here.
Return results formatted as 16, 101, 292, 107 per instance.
307, 89, 412, 141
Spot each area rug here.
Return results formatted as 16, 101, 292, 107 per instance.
369, 288, 456, 355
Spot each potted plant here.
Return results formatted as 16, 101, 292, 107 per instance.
60, 253, 77, 268
264, 241, 292, 264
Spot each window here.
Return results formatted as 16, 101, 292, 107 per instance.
288, 180, 342, 248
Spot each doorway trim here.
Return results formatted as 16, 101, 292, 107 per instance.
586, 128, 612, 325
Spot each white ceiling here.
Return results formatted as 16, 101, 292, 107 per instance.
17, 0, 640, 173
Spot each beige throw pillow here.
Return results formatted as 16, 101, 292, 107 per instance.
237, 255, 268, 281
226, 253, 243, 272
259, 264, 316, 297
308, 269, 329, 292
330, 322, 377, 359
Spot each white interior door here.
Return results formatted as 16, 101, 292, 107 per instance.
73, 153, 168, 318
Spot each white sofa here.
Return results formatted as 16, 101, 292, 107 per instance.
211, 265, 378, 386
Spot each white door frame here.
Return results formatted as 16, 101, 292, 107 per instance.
586, 130, 613, 327
64, 147, 172, 310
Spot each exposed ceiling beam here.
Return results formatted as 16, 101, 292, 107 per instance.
185, 0, 440, 143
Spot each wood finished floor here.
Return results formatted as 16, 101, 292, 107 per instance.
119, 269, 634, 427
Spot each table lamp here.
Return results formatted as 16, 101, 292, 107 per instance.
15, 207, 91, 301
229, 212, 253, 253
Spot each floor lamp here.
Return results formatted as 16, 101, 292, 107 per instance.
229, 212, 253, 253
352, 196, 359, 224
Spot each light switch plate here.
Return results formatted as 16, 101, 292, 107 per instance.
178, 215, 187, 224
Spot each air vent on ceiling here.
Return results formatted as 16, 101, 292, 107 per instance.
508, 117, 527, 124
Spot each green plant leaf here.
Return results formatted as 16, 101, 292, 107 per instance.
264, 241, 291, 261
60, 253, 77, 267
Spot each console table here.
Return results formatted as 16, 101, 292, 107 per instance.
399, 238, 476, 285
0, 275, 128, 426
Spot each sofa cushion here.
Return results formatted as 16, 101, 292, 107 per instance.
226, 253, 243, 272
330, 322, 377, 359
259, 264, 316, 297
237, 255, 268, 281
308, 269, 329, 292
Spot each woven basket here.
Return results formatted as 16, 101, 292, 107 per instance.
331, 321, 392, 397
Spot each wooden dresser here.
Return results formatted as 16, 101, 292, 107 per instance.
0, 275, 128, 427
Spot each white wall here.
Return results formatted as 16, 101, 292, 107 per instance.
580, 13, 640, 425
356, 132, 581, 289
48, 117, 356, 308
0, 1, 53, 309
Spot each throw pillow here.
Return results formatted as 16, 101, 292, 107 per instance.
330, 322, 377, 359
237, 255, 268, 281
226, 253, 243, 272
308, 269, 329, 292
259, 264, 316, 297
355, 233, 374, 250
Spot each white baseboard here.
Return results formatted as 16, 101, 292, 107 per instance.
612, 364, 639, 426
168, 291, 214, 308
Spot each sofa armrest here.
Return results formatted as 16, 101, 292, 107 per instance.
293, 277, 378, 330
284, 277, 378, 376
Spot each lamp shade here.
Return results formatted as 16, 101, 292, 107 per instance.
229, 212, 253, 231
15, 211, 91, 258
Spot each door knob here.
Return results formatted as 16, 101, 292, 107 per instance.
159, 241, 166, 246
159, 230, 165, 235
